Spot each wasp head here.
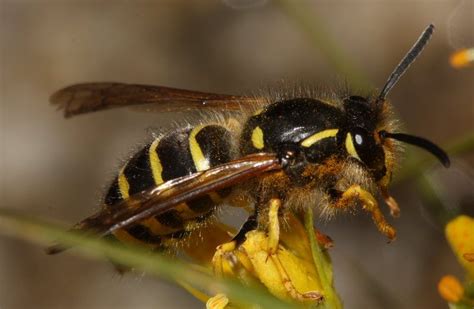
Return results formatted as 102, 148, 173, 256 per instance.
342, 95, 387, 181
342, 24, 450, 191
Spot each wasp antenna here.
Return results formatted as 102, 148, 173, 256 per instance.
380, 131, 450, 168
377, 24, 435, 103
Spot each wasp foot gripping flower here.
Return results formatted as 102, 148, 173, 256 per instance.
211, 200, 323, 308
175, 199, 341, 308
438, 215, 474, 307
174, 199, 341, 308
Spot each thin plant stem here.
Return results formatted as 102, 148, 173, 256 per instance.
304, 208, 343, 309
0, 208, 300, 309
275, 0, 372, 91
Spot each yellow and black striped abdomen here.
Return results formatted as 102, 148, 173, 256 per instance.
104, 124, 233, 248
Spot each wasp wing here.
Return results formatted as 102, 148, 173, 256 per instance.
50, 82, 263, 118
47, 153, 281, 254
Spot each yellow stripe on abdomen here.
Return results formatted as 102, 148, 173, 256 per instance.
189, 125, 210, 171
149, 138, 164, 185
117, 159, 178, 236
118, 168, 130, 199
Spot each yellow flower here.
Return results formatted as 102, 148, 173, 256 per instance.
438, 215, 474, 306
235, 216, 324, 303
178, 204, 341, 308
445, 215, 474, 279
438, 275, 464, 303
449, 48, 474, 69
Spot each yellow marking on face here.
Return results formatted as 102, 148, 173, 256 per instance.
118, 169, 130, 199
189, 125, 210, 171
301, 129, 339, 147
345, 133, 361, 161
251, 126, 265, 149
149, 138, 164, 185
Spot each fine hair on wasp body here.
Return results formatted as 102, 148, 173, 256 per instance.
47, 24, 449, 258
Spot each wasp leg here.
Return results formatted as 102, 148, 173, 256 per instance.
385, 195, 400, 218
315, 229, 334, 249
211, 202, 260, 275
212, 241, 237, 278
232, 214, 258, 245
209, 244, 234, 309
211, 199, 321, 303
269, 253, 323, 302
206, 293, 229, 309
211, 209, 260, 277
265, 198, 323, 302
209, 213, 260, 308
267, 198, 281, 255
335, 185, 396, 241
380, 186, 401, 218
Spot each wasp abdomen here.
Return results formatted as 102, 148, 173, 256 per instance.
104, 124, 233, 247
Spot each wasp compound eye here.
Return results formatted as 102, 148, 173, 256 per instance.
354, 132, 364, 146
345, 128, 386, 179
354, 129, 372, 160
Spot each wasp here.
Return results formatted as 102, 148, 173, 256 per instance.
47, 25, 449, 285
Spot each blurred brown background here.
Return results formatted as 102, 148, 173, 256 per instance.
1, 1, 473, 308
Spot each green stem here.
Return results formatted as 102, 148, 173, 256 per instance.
400, 132, 474, 227
446, 132, 474, 157
0, 209, 298, 309
275, 0, 372, 91
416, 175, 456, 226
304, 209, 343, 309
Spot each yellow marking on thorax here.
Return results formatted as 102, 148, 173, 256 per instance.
189, 125, 210, 171
301, 129, 339, 147
251, 126, 265, 149
345, 133, 361, 161
149, 138, 164, 184
118, 169, 130, 199
253, 108, 264, 116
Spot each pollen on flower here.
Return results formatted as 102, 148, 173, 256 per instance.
463, 253, 474, 263
449, 48, 474, 68
438, 275, 464, 303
